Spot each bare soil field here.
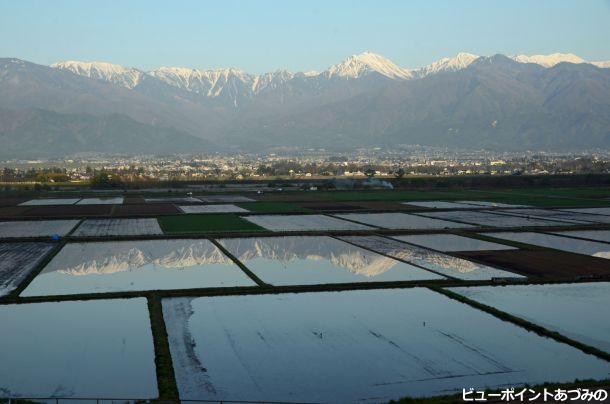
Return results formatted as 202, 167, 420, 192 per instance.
112, 204, 181, 216
0, 197, 29, 207
123, 196, 146, 204
350, 200, 418, 211
297, 202, 365, 211
20, 205, 113, 217
458, 250, 610, 280
0, 206, 31, 218
179, 204, 249, 214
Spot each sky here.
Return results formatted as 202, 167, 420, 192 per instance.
1, 0, 609, 73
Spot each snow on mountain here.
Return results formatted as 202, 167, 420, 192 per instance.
53, 237, 397, 277
51, 60, 143, 89
149, 67, 252, 95
251, 70, 295, 93
324, 51, 412, 80
412, 52, 480, 78
54, 241, 234, 276
49, 51, 608, 101
222, 237, 399, 277
510, 53, 585, 67
149, 67, 297, 104
149, 66, 261, 106
591, 61, 610, 68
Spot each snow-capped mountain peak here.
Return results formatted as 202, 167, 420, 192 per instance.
52, 60, 143, 89
251, 70, 295, 92
149, 66, 254, 100
325, 51, 412, 80
591, 60, 610, 68
510, 53, 585, 67
150, 66, 250, 84
413, 52, 480, 78
48, 51, 609, 105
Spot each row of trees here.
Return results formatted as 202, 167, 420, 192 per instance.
1, 167, 69, 182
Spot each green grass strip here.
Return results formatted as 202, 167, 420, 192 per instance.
147, 296, 179, 400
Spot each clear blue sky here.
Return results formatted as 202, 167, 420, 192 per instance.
1, 0, 609, 72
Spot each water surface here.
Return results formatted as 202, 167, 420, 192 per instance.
485, 232, 610, 259
21, 239, 256, 297
219, 236, 443, 285
450, 283, 610, 353
393, 234, 516, 252
163, 289, 610, 402
0, 298, 158, 398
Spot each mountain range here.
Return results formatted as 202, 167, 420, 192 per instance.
1, 51, 609, 158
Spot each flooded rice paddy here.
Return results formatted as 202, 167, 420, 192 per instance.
495, 208, 610, 224
0, 242, 54, 296
418, 210, 573, 228
0, 220, 79, 238
450, 282, 610, 353
560, 207, 610, 216
72, 218, 163, 237
339, 236, 523, 280
75, 197, 124, 205
19, 198, 80, 206
334, 212, 474, 230
218, 236, 444, 285
551, 230, 610, 243
455, 201, 530, 208
485, 232, 610, 259
162, 289, 610, 402
3, 189, 610, 402
392, 234, 517, 252
20, 239, 256, 297
0, 298, 158, 398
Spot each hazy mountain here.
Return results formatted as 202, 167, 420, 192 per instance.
0, 58, 228, 138
1, 52, 609, 157
0, 108, 213, 159
592, 61, 610, 68
224, 55, 610, 151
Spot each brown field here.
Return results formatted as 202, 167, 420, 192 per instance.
348, 200, 417, 211
123, 196, 146, 204
112, 203, 181, 216
458, 249, 610, 280
297, 202, 365, 211
19, 204, 113, 217
0, 206, 32, 217
249, 193, 307, 202
0, 197, 29, 207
